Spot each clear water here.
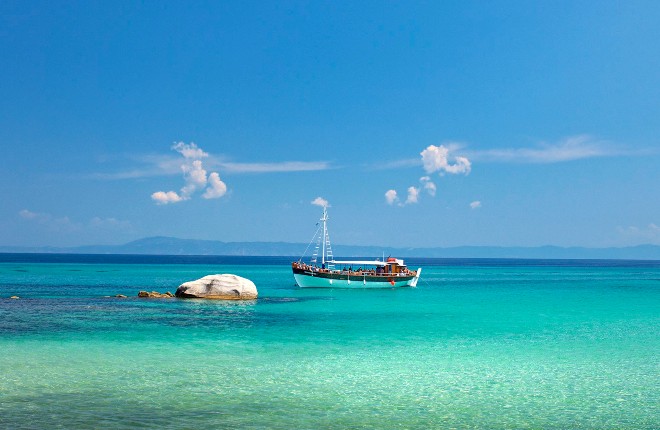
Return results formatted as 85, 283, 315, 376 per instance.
1, 255, 658, 429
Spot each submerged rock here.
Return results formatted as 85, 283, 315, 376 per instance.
175, 274, 258, 300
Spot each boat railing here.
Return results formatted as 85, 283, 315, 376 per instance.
293, 262, 415, 277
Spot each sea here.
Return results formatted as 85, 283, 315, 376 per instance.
0, 254, 658, 429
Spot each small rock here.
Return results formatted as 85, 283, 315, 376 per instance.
115, 294, 127, 298
10, 296, 20, 299
137, 290, 174, 298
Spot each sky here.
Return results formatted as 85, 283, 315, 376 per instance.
1, 1, 659, 249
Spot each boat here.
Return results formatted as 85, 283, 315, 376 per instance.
292, 206, 422, 288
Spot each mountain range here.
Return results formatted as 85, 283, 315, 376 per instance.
1, 236, 659, 260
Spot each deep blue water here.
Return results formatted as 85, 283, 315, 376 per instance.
2, 252, 660, 267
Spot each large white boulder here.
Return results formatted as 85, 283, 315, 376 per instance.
175, 274, 258, 300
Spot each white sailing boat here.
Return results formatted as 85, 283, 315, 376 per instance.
292, 207, 422, 288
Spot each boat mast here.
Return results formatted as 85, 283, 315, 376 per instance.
321, 206, 327, 266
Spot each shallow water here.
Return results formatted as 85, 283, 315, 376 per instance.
1, 255, 658, 428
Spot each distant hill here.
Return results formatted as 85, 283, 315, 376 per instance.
1, 236, 659, 260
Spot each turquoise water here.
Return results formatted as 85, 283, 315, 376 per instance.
1, 255, 658, 429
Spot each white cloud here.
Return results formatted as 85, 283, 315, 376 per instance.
151, 191, 185, 204
89, 217, 132, 230
152, 142, 227, 204
172, 142, 208, 160
420, 176, 436, 196
93, 153, 182, 180
405, 187, 420, 205
18, 209, 74, 229
221, 161, 331, 173
467, 135, 622, 164
420, 144, 472, 175
383, 134, 649, 211
141, 142, 334, 204
19, 210, 131, 233
368, 158, 422, 170
203, 172, 228, 199
97, 152, 331, 180
617, 223, 660, 245
385, 144, 472, 208
19, 209, 40, 220
385, 188, 420, 206
311, 197, 330, 208
385, 190, 399, 205
372, 135, 638, 172
180, 159, 208, 198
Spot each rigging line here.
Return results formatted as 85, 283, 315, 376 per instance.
299, 222, 323, 262
419, 276, 433, 288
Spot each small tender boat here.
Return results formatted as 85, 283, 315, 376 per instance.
292, 207, 421, 288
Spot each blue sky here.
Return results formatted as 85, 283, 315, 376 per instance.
1, 1, 659, 248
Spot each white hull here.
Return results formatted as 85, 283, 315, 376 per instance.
294, 271, 421, 289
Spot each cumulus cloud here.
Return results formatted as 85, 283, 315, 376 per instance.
151, 191, 184, 204
470, 201, 482, 209
385, 143, 472, 207
424, 182, 437, 196
385, 190, 399, 205
420, 176, 436, 196
152, 142, 227, 204
203, 172, 228, 199
420, 144, 471, 175
385, 188, 420, 206
173, 141, 208, 159
180, 159, 208, 198
311, 197, 330, 208
405, 187, 420, 205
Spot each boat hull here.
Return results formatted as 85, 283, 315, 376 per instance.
293, 270, 417, 289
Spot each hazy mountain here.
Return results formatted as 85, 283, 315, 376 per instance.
1, 236, 659, 260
